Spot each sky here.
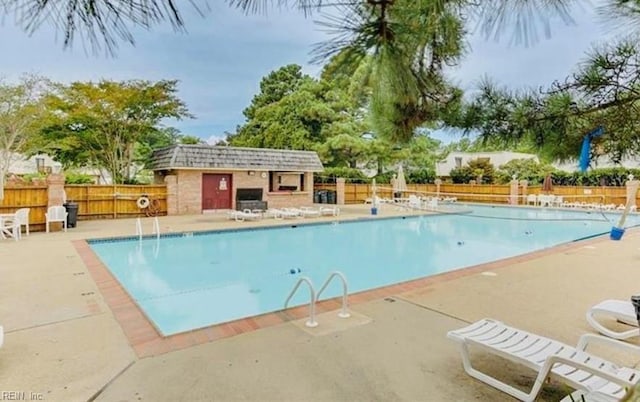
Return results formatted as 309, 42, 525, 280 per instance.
0, 2, 618, 145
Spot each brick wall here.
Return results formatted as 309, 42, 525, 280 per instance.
165, 170, 315, 215
267, 192, 313, 208
232, 171, 269, 209
175, 170, 202, 214
164, 175, 178, 215
267, 173, 314, 208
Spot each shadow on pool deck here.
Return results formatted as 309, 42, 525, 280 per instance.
1, 204, 640, 401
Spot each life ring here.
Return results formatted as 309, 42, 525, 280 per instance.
137, 196, 150, 209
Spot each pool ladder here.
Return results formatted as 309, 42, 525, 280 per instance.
284, 271, 350, 328
135, 216, 160, 240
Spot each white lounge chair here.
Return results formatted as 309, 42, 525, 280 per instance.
266, 208, 299, 219
294, 207, 321, 218
526, 194, 537, 206
319, 206, 340, 217
45, 206, 68, 232
227, 209, 262, 222
586, 299, 639, 340
447, 318, 640, 402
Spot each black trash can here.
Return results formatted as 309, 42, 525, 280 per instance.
63, 202, 79, 228
314, 190, 322, 204
319, 190, 328, 204
327, 190, 336, 204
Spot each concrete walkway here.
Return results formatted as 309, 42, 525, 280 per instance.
1, 204, 639, 401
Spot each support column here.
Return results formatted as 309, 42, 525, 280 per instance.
164, 174, 178, 215
46, 173, 66, 208
336, 178, 345, 205
519, 180, 529, 205
435, 178, 442, 199
626, 176, 639, 206
509, 177, 519, 205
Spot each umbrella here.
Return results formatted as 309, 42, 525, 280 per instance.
394, 165, 408, 197
542, 174, 553, 194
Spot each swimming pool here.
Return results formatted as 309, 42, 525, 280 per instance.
88, 205, 640, 335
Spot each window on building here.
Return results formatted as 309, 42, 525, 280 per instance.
35, 157, 45, 173
454, 157, 462, 168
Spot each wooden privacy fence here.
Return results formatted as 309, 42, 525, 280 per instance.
314, 183, 636, 206
64, 185, 168, 220
1, 184, 167, 231
0, 186, 48, 230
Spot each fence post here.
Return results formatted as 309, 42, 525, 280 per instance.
46, 173, 66, 208
519, 180, 528, 204
435, 179, 442, 198
336, 178, 345, 205
510, 178, 519, 205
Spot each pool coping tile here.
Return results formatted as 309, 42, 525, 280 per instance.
73, 230, 614, 359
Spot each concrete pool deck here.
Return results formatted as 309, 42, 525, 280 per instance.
1, 204, 640, 401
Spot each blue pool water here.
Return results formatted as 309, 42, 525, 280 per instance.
89, 205, 640, 335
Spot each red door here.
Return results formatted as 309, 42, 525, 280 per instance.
202, 174, 232, 210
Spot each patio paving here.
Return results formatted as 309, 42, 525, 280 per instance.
1, 204, 639, 401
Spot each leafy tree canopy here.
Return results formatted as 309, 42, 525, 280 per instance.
0, 75, 51, 199
446, 37, 640, 166
36, 79, 192, 183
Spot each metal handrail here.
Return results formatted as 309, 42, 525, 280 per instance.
317, 271, 351, 319
152, 216, 160, 239
135, 217, 142, 240
284, 277, 318, 328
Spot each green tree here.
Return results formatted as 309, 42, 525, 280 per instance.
4, 0, 602, 144
242, 64, 309, 120
39, 79, 191, 183
0, 75, 50, 200
229, 62, 371, 155
316, 132, 369, 168
494, 158, 554, 184
449, 37, 640, 164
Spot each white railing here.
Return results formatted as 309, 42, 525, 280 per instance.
284, 277, 318, 328
135, 216, 160, 240
135, 217, 143, 240
317, 271, 351, 318
152, 216, 160, 239
283, 271, 351, 328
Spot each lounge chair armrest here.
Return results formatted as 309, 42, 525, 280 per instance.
577, 333, 640, 356
540, 354, 637, 389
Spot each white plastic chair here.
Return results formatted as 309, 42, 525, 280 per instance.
0, 216, 20, 241
45, 206, 68, 232
586, 299, 640, 340
526, 194, 537, 206
14, 208, 30, 236
448, 318, 640, 402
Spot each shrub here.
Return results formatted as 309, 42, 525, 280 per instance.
65, 172, 95, 184
495, 158, 552, 184
407, 168, 435, 184
449, 167, 474, 184
21, 172, 47, 184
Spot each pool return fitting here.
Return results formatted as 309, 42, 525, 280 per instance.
284, 271, 350, 328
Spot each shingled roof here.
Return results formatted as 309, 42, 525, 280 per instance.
150, 144, 324, 172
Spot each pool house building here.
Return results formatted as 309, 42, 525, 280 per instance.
150, 144, 324, 214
